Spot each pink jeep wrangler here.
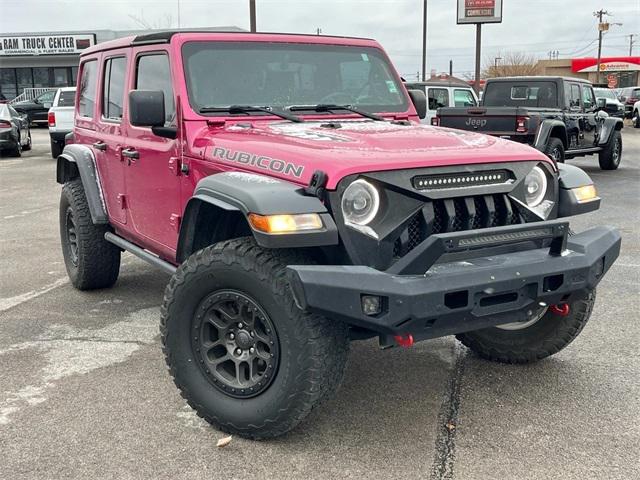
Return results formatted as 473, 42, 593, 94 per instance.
56, 31, 620, 439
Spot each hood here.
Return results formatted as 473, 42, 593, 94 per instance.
191, 120, 550, 189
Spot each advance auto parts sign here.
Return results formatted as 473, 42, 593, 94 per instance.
0, 34, 95, 56
457, 0, 503, 24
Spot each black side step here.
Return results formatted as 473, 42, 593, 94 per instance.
104, 232, 177, 275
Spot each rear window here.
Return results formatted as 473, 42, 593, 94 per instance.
483, 81, 558, 108
58, 90, 76, 107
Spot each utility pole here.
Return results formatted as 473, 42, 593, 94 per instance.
594, 9, 611, 85
421, 0, 428, 81
629, 34, 636, 56
316, 28, 322, 35
449, 59, 453, 77
249, 0, 257, 33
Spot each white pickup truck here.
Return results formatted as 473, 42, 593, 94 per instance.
48, 87, 75, 158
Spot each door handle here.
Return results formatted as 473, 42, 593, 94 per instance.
92, 141, 107, 151
121, 148, 139, 159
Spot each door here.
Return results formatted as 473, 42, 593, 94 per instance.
427, 87, 449, 123
92, 53, 129, 224
123, 51, 180, 253
580, 84, 598, 147
563, 82, 582, 150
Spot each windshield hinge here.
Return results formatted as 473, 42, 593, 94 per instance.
304, 170, 328, 198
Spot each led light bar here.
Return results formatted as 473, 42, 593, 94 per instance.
457, 227, 554, 247
412, 170, 510, 190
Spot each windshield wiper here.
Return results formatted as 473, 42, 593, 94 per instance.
198, 105, 303, 123
288, 104, 385, 121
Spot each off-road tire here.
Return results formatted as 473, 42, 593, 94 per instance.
50, 139, 63, 159
60, 178, 121, 290
598, 130, 622, 170
161, 238, 349, 439
456, 290, 596, 364
543, 137, 565, 163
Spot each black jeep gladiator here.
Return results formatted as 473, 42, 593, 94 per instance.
436, 77, 624, 170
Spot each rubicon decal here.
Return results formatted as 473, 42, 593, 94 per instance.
211, 147, 304, 178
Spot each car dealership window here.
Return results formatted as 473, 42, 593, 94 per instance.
78, 60, 98, 117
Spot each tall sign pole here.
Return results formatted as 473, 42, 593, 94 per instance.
250, 0, 257, 32
457, 0, 503, 94
474, 23, 482, 94
421, 0, 428, 81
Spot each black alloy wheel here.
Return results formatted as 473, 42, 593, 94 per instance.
65, 207, 79, 266
192, 290, 280, 398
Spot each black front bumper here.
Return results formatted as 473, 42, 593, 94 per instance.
288, 221, 620, 340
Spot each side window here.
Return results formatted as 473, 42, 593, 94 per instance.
102, 56, 127, 121
38, 90, 56, 104
428, 88, 449, 110
135, 54, 175, 126
78, 60, 97, 117
568, 84, 581, 109
454, 89, 477, 107
582, 86, 596, 111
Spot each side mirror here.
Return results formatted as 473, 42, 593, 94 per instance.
129, 90, 165, 127
129, 90, 177, 139
596, 98, 607, 110
407, 89, 427, 119
619, 96, 626, 102
33, 98, 40, 104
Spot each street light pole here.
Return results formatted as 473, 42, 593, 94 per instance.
421, 0, 428, 81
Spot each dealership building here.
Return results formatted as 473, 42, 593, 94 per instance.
0, 27, 242, 100
536, 56, 640, 88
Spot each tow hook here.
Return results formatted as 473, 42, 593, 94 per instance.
550, 304, 570, 316
394, 334, 414, 348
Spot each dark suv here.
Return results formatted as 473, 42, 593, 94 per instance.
56, 32, 620, 439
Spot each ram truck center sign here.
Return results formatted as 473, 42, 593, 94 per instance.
457, 0, 503, 24
0, 34, 95, 56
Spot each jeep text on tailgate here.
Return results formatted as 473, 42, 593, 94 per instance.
55, 32, 621, 439
436, 76, 624, 170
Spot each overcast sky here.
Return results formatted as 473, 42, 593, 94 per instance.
1, 0, 638, 79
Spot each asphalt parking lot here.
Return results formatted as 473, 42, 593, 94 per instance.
1, 126, 639, 480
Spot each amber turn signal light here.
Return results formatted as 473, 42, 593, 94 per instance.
248, 213, 323, 234
572, 184, 598, 203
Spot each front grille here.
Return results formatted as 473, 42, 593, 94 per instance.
393, 194, 521, 258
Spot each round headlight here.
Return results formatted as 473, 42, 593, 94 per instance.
524, 166, 548, 207
341, 179, 380, 226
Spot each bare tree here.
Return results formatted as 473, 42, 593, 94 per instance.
482, 51, 542, 78
129, 11, 175, 30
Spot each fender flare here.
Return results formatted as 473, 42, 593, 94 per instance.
557, 163, 600, 217
534, 119, 567, 151
597, 116, 624, 146
176, 172, 339, 262
56, 144, 109, 224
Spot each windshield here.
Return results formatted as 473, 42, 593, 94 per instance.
483, 81, 558, 108
182, 41, 408, 115
595, 89, 616, 100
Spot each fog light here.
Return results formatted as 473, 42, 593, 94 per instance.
572, 184, 598, 203
361, 295, 382, 316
